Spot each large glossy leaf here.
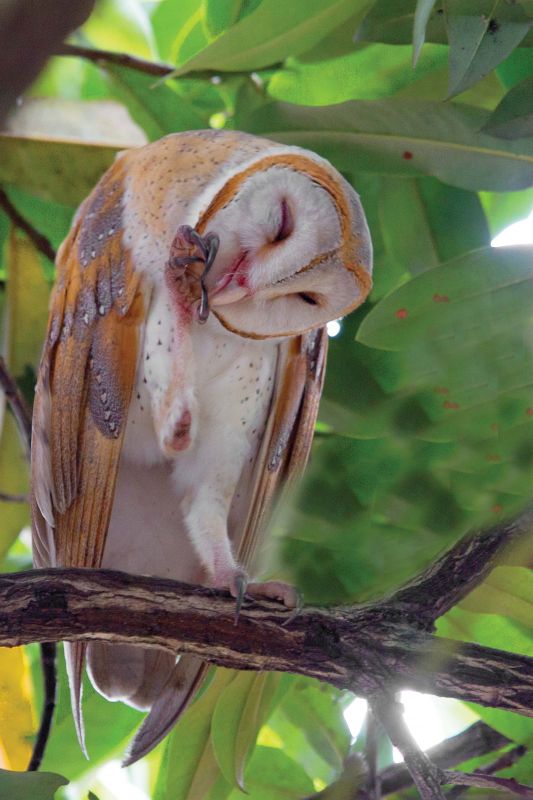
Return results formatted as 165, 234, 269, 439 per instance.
445, 0, 532, 97
482, 76, 533, 139
359, 0, 533, 47
172, 0, 372, 74
267, 44, 449, 105
155, 669, 234, 800
480, 187, 533, 237
151, 0, 203, 59
246, 99, 533, 191
0, 135, 119, 206
230, 746, 315, 799
211, 672, 282, 789
0, 769, 67, 800
0, 647, 36, 769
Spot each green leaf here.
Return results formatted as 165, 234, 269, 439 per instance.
267, 44, 449, 106
173, 0, 370, 74
0, 769, 68, 800
378, 177, 489, 277
460, 566, 533, 628
155, 669, 234, 800
282, 683, 351, 772
236, 746, 315, 798
413, 0, 439, 65
0, 230, 49, 558
357, 246, 533, 352
0, 135, 119, 206
102, 66, 208, 140
437, 609, 533, 745
480, 187, 533, 238
246, 99, 533, 192
211, 672, 282, 789
445, 0, 532, 97
482, 76, 533, 139
203, 0, 261, 37
151, 0, 203, 60
81, 0, 157, 59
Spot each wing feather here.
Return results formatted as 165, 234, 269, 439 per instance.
30, 158, 145, 749
237, 327, 328, 571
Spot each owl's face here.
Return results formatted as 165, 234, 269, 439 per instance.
197, 154, 372, 338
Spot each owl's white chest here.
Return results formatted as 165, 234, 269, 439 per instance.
107, 286, 279, 584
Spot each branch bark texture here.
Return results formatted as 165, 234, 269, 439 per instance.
1, 566, 532, 718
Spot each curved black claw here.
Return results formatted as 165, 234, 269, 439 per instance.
233, 573, 248, 626
198, 233, 220, 324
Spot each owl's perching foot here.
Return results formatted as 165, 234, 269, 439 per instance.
230, 572, 300, 624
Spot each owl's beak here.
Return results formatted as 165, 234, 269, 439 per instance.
209, 249, 251, 307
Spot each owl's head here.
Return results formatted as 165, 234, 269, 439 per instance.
196, 151, 372, 339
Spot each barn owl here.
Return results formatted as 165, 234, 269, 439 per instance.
30, 130, 372, 764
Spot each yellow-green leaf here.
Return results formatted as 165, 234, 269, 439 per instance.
211, 672, 281, 790
0, 647, 37, 769
461, 566, 533, 628
0, 230, 49, 558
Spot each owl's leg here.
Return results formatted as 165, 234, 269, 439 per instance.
180, 483, 244, 594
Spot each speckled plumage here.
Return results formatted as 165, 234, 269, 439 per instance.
31, 130, 372, 763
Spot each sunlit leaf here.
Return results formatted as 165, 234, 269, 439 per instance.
81, 0, 157, 59
151, 0, 203, 59
246, 99, 533, 191
173, 0, 370, 74
0, 769, 67, 800
0, 647, 36, 769
267, 44, 449, 105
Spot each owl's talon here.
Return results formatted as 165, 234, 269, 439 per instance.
246, 580, 300, 610
233, 573, 248, 625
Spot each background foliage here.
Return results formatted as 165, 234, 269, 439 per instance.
0, 0, 532, 798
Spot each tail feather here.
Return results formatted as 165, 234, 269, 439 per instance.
65, 641, 88, 759
123, 655, 207, 766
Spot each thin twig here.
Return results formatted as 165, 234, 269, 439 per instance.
0, 355, 32, 457
0, 355, 57, 771
443, 769, 533, 797
0, 491, 28, 503
445, 744, 527, 799
365, 706, 380, 800
57, 42, 174, 77
378, 721, 511, 797
0, 188, 56, 263
27, 642, 57, 771
370, 692, 446, 800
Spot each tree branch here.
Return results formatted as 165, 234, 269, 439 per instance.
0, 188, 57, 263
56, 42, 175, 77
0, 567, 532, 719
443, 769, 533, 798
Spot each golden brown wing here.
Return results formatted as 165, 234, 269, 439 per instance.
237, 326, 328, 571
31, 157, 145, 749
